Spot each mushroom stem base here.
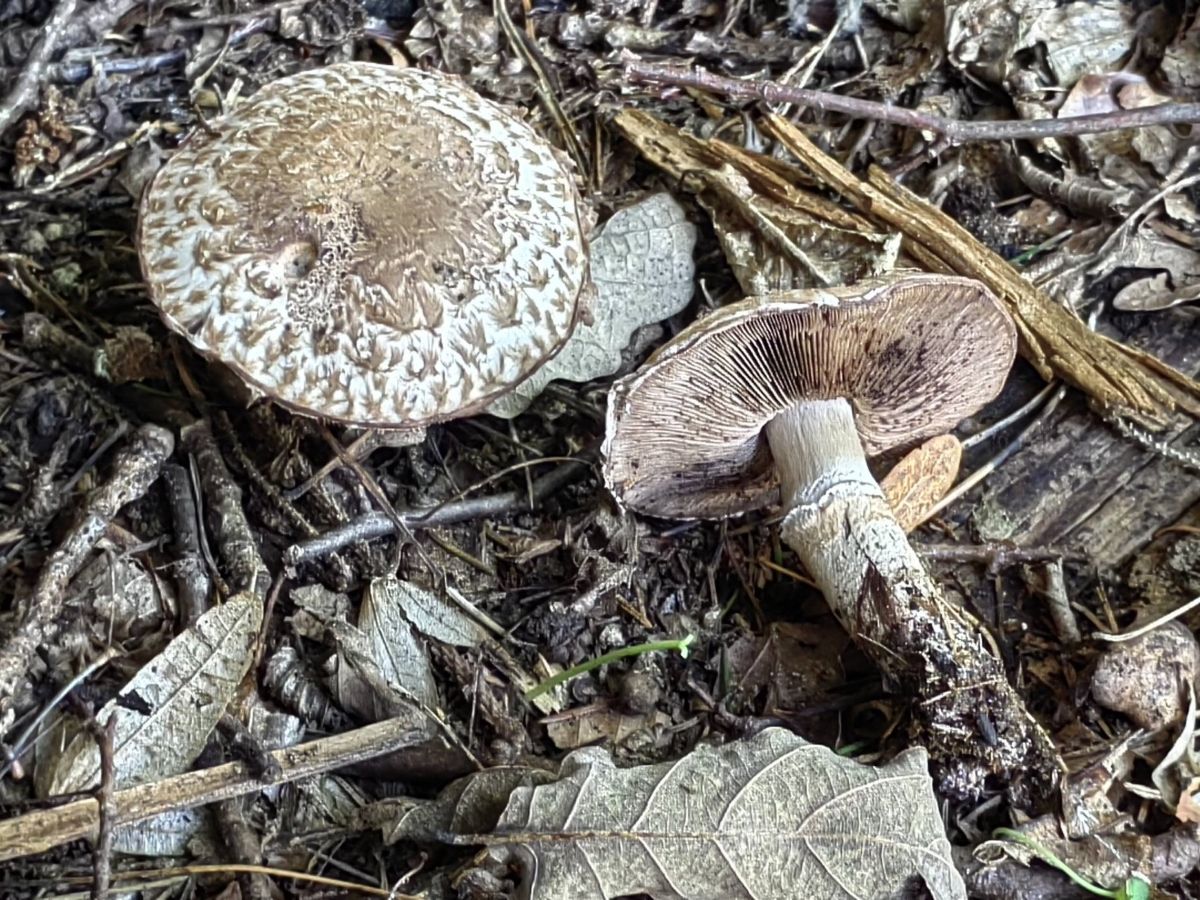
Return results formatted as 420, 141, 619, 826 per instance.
780, 489, 1063, 799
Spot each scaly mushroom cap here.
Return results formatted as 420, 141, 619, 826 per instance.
138, 62, 589, 427
603, 273, 1017, 519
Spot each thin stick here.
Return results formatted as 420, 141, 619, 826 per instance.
623, 60, 1200, 146
285, 452, 594, 567
961, 382, 1059, 451
89, 713, 118, 900
923, 385, 1069, 520
0, 648, 120, 780
0, 717, 425, 863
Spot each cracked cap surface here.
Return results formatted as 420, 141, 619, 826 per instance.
138, 62, 589, 427
602, 273, 1017, 519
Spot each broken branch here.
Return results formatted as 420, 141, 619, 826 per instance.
624, 60, 1200, 145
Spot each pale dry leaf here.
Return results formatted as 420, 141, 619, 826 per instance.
489, 727, 966, 900
1150, 685, 1200, 813
353, 576, 438, 709
290, 774, 371, 833
44, 593, 262, 796
1175, 777, 1200, 824
390, 577, 487, 648
1093, 231, 1200, 311
1114, 273, 1200, 312
1059, 733, 1137, 839
111, 808, 210, 857
331, 615, 433, 719
488, 193, 696, 417
1162, 15, 1200, 90
880, 434, 963, 532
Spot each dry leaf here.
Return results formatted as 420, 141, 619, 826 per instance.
1095, 232, 1200, 312
699, 164, 901, 294
880, 434, 963, 532
42, 593, 262, 796
544, 707, 672, 751
387, 765, 556, 845
1175, 777, 1200, 824
481, 728, 965, 899
342, 575, 438, 712
488, 193, 696, 417
390, 578, 487, 648
611, 111, 899, 295
946, 0, 1138, 88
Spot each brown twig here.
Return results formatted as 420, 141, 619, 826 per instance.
0, 424, 174, 738
0, 0, 80, 139
88, 713, 118, 900
622, 60, 1200, 145
0, 717, 425, 863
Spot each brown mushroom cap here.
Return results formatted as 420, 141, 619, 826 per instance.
603, 273, 1017, 519
138, 62, 589, 428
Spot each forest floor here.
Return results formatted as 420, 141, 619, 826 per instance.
1, 1, 1200, 898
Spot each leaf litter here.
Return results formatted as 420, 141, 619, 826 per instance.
0, 0, 1199, 898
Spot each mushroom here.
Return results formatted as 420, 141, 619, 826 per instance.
138, 62, 590, 431
603, 272, 1062, 795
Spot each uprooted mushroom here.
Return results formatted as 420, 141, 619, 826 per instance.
603, 272, 1064, 797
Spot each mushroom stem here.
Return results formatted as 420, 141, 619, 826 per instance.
765, 397, 1061, 793
765, 398, 877, 509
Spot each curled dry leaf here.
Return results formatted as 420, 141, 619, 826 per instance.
699, 166, 901, 295
468, 728, 965, 900
1092, 620, 1200, 731
488, 193, 697, 418
41, 593, 262, 797
544, 707, 672, 751
945, 0, 1139, 89
1094, 231, 1200, 312
879, 434, 963, 532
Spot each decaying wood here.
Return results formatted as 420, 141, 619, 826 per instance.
0, 424, 174, 737
0, 716, 425, 864
964, 315, 1200, 571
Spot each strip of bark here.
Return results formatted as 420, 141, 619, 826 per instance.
0, 717, 425, 863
